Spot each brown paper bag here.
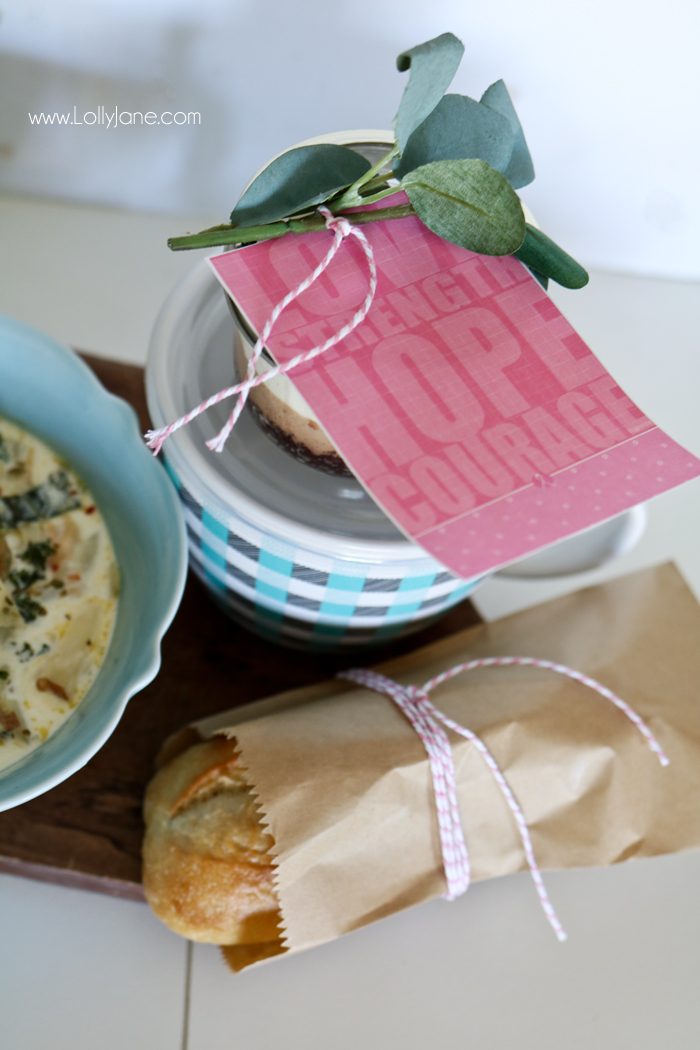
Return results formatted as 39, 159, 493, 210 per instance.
155, 563, 700, 969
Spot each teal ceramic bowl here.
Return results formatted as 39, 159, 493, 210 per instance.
0, 318, 187, 810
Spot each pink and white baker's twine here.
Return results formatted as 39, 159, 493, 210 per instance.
145, 207, 378, 456
339, 657, 669, 943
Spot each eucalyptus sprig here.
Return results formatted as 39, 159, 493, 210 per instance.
168, 33, 588, 290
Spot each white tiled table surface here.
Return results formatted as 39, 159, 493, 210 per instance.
1, 193, 699, 1049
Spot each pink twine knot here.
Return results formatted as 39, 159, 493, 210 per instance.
145, 205, 377, 456
321, 209, 353, 236
340, 655, 669, 942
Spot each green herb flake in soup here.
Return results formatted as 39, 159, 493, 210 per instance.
0, 418, 119, 772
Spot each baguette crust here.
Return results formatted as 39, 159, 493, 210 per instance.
142, 735, 282, 955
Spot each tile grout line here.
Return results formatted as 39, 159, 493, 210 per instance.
181, 940, 193, 1050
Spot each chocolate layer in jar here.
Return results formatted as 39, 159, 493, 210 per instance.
231, 334, 351, 477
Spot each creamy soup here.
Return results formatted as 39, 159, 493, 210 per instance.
0, 418, 119, 773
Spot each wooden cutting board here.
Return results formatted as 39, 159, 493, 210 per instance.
0, 354, 481, 900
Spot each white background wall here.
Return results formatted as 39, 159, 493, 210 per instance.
0, 0, 699, 280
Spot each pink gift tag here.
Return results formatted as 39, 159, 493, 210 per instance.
210, 212, 700, 579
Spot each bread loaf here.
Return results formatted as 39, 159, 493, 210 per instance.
142, 735, 284, 969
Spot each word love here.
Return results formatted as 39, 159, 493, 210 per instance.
212, 212, 700, 578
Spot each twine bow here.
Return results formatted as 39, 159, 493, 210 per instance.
340, 656, 669, 942
146, 207, 377, 456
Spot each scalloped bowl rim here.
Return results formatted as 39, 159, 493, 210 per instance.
0, 318, 187, 811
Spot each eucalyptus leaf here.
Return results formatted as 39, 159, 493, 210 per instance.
395, 94, 515, 179
515, 224, 589, 288
230, 144, 371, 227
403, 158, 526, 255
526, 267, 549, 290
480, 79, 534, 189
394, 33, 464, 153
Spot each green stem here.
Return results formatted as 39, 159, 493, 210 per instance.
168, 203, 415, 251
332, 144, 399, 210
340, 185, 400, 208
358, 172, 395, 195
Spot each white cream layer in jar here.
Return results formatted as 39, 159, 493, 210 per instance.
0, 418, 119, 773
